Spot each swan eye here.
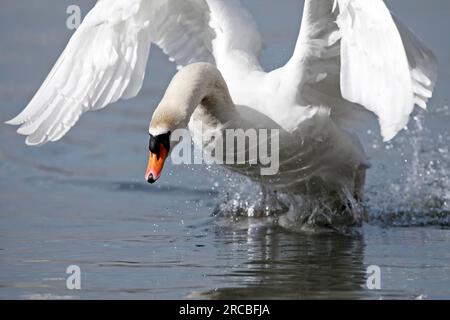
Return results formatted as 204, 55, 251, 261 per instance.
149, 132, 171, 155
149, 134, 158, 154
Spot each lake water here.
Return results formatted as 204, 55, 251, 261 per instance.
0, 0, 449, 299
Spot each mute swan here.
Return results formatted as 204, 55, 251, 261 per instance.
6, 0, 437, 204
147, 62, 367, 201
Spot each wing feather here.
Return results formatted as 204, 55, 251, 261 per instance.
7, 0, 263, 146
7, 0, 151, 145
292, 0, 437, 141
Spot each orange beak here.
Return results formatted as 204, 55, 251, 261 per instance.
145, 144, 169, 183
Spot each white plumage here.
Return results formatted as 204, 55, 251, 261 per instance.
7, 0, 437, 196
7, 0, 436, 146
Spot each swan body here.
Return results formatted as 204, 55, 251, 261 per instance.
7, 0, 437, 200
150, 62, 367, 198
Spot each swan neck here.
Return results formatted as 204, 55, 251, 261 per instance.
151, 63, 234, 132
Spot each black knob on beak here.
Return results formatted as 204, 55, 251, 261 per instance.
147, 173, 156, 184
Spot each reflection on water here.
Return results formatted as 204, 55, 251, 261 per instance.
200, 225, 366, 299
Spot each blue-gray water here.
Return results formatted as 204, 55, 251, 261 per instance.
0, 0, 449, 299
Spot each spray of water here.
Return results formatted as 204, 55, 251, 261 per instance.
207, 167, 364, 232
206, 106, 450, 230
366, 108, 450, 227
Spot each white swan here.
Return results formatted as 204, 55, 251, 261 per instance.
7, 0, 437, 202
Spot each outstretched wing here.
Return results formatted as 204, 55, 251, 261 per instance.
7, 0, 263, 146
7, 0, 153, 146
292, 0, 437, 141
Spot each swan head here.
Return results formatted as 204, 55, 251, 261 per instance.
146, 103, 189, 184
145, 62, 225, 183
145, 129, 171, 184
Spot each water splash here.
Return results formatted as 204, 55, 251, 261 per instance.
205, 106, 450, 230
366, 109, 450, 227
207, 167, 364, 232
